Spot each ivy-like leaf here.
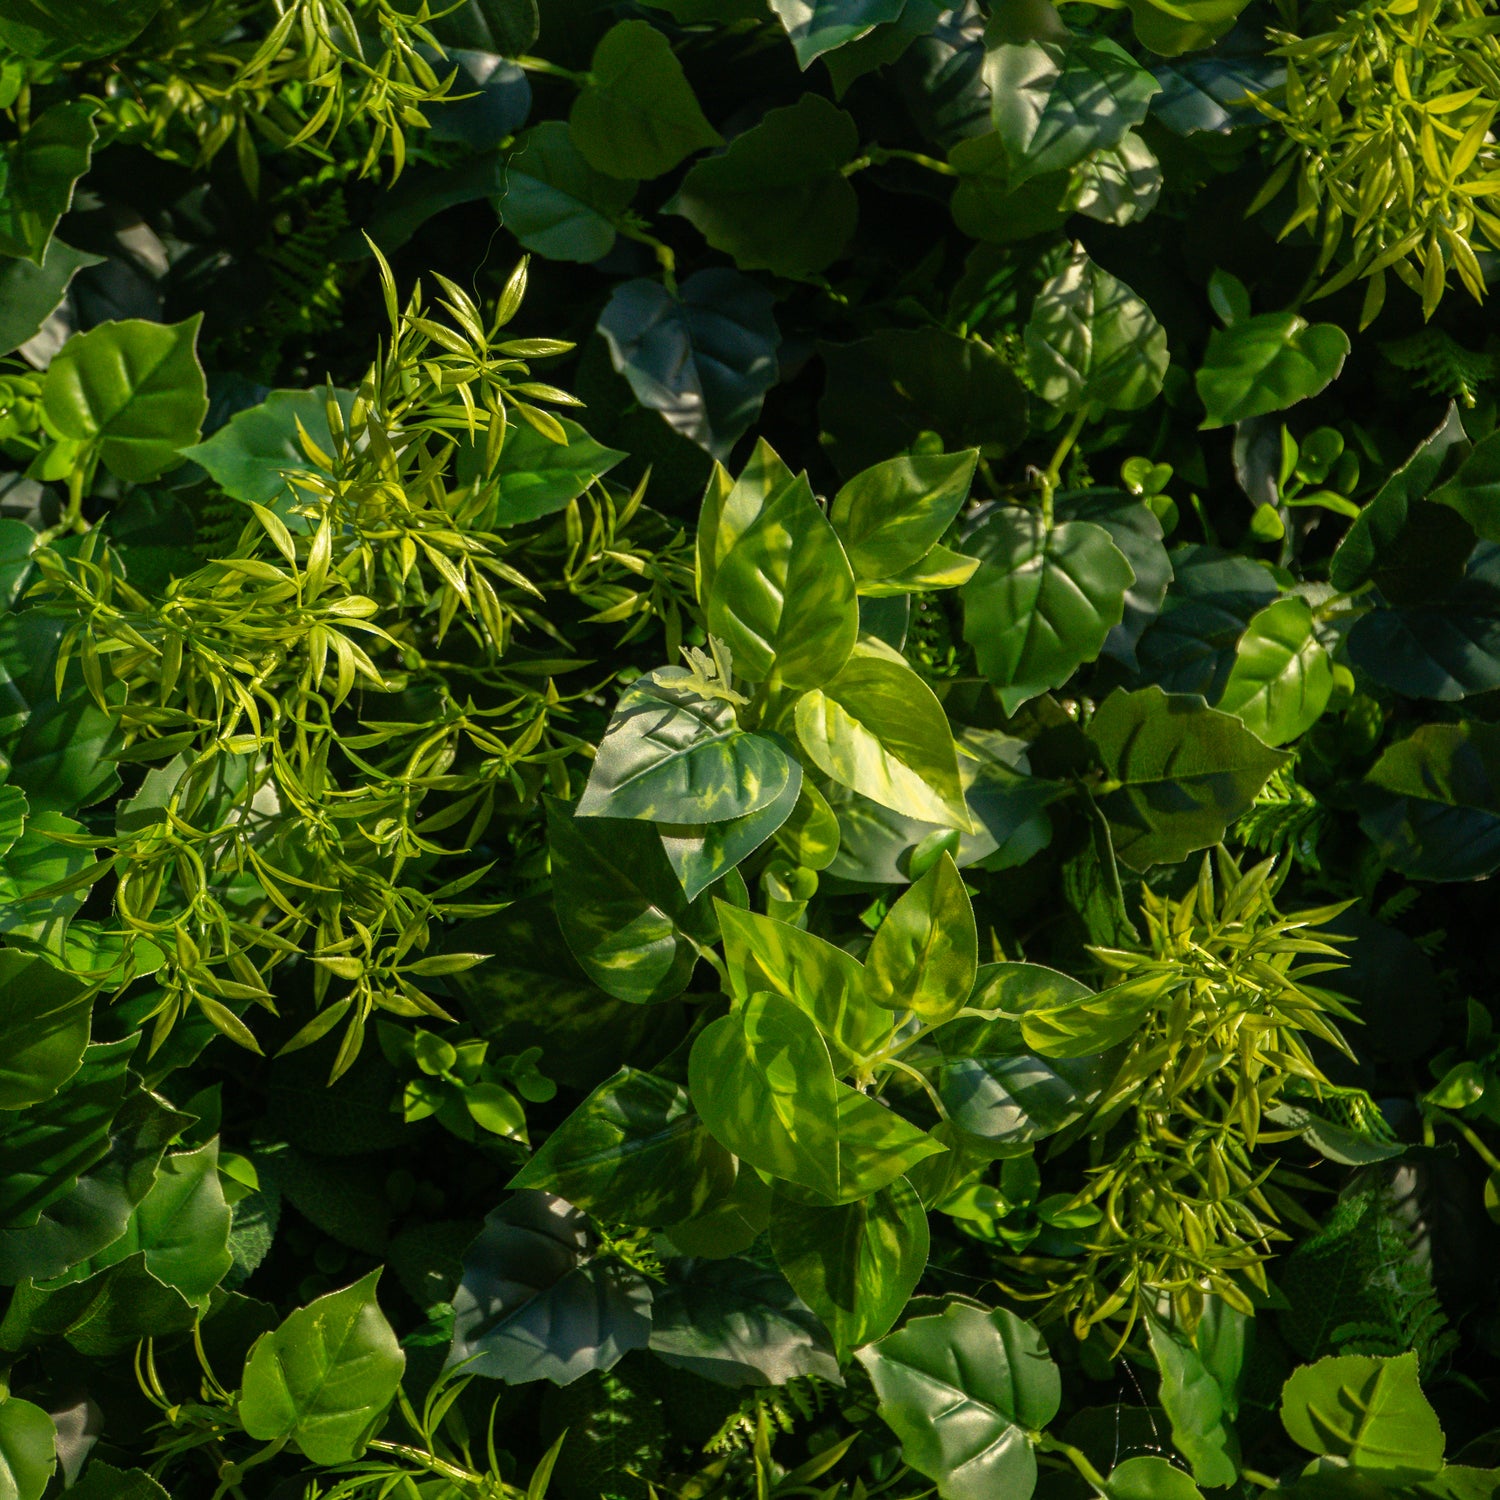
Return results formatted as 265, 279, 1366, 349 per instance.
1215, 595, 1333, 747
0, 949, 92, 1112
0, 1397, 55, 1500
1197, 312, 1350, 429
500, 122, 636, 263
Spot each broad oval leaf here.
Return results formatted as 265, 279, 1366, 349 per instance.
961, 508, 1135, 714
500, 122, 636, 263
1107, 1456, 1205, 1500
831, 450, 978, 586
1197, 312, 1350, 430
0, 1397, 55, 1500
866, 853, 977, 1022
237, 1270, 404, 1464
857, 1299, 1061, 1500
770, 0, 906, 66
1215, 595, 1333, 747
659, 764, 803, 901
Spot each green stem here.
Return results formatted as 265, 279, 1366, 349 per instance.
1428, 1106, 1500, 1173
1034, 1433, 1108, 1493
511, 55, 589, 85
869, 144, 959, 175
612, 219, 678, 293
1039, 408, 1089, 528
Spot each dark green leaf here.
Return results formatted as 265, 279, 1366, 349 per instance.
501, 122, 636, 263
0, 103, 97, 262
1215, 595, 1332, 747
0, 240, 103, 355
0, 0, 161, 58
770, 0, 906, 66
0, 949, 92, 1111
1197, 313, 1350, 430
491, 415, 626, 525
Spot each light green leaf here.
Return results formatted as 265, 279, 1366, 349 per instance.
238, 1270, 405, 1465
578, 668, 794, 824
660, 763, 802, 900
773, 778, 842, 871
1215, 595, 1333, 747
867, 853, 977, 1022
1025, 244, 1168, 413
831, 450, 978, 586
42, 317, 208, 482
0, 1397, 55, 1500
0, 948, 92, 1111
490, 414, 626, 526
509, 1068, 734, 1227
500, 122, 636, 263
770, 1177, 927, 1357
1065, 130, 1162, 224
1087, 686, 1287, 870
822, 1084, 946, 1201
1127, 0, 1250, 55
1147, 1311, 1243, 1487
676, 94, 859, 278
769, 0, 906, 66
0, 103, 97, 262
857, 1299, 1061, 1500
1197, 312, 1350, 429
960, 508, 1135, 714
1279, 1353, 1444, 1483
570, 20, 720, 179
1107, 1456, 1205, 1500
688, 990, 841, 1200
0, 240, 103, 355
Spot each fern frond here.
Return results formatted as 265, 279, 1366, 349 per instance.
1382, 328, 1497, 409
1235, 762, 1328, 870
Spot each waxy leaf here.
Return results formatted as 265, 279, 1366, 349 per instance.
238, 1271, 404, 1464
598, 270, 780, 460
1279, 1354, 1443, 1482
1128, 0, 1250, 54
0, 1397, 55, 1500
0, 0, 161, 59
659, 765, 802, 900
1215, 595, 1333, 747
821, 1086, 946, 1201
0, 1252, 195, 1356
509, 1069, 734, 1227
1087, 686, 1286, 870
1025, 245, 1168, 413
0, 102, 97, 262
579, 668, 793, 824
570, 20, 720, 179
0, 949, 92, 1111
1065, 130, 1162, 224
1197, 312, 1350, 429
676, 95, 859, 278
770, 1177, 928, 1357
831, 450, 978, 586
770, 0, 906, 66
492, 415, 626, 525
1147, 1309, 1245, 1488
1107, 1457, 1205, 1500
547, 798, 717, 1005
857, 1299, 1061, 1500
0, 239, 102, 355
449, 1192, 653, 1385
689, 991, 841, 1199
866, 853, 977, 1022
42, 317, 208, 482
795, 643, 968, 826
501, 123, 636, 263
961, 508, 1135, 714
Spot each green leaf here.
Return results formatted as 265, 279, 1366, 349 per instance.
427, 0, 537, 54
1147, 1311, 1243, 1488
1279, 1353, 1444, 1483
500, 122, 637, 263
578, 667, 794, 824
0, 103, 97, 262
0, 1253, 195, 1356
831, 451, 978, 585
42, 317, 209, 482
706, 466, 858, 689
1107, 1456, 1205, 1500
949, 134, 1071, 245
688, 990, 841, 1199
450, 1192, 653, 1384
769, 0, 906, 66
819, 328, 1030, 477
1127, 0, 1250, 55
546, 798, 717, 1005
64, 1463, 168, 1500
183, 388, 356, 512
1025, 244, 1169, 413
774, 778, 843, 871
647, 1255, 839, 1386
857, 1299, 1061, 1500
597, 269, 780, 461
1086, 686, 1287, 870
0, 949, 92, 1111
972, 959, 1148, 1058
717, 901, 892, 1070
492, 414, 626, 525
1065, 130, 1162, 224
986, 28, 1160, 185
238, 1270, 405, 1465
770, 1176, 928, 1357
960, 508, 1135, 714
0, 1397, 56, 1500
0, 809, 96, 951
660, 764, 802, 900
0, 240, 103, 355
675, 94, 859, 278
509, 1069, 735, 1227
570, 21, 720, 179
866, 853, 977, 1021
1215, 596, 1333, 747
1197, 312, 1350, 429
819, 1085, 946, 1201
794, 642, 969, 826
0, 0, 161, 59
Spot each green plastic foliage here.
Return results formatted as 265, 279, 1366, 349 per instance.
1025, 245, 1169, 413
961, 508, 1134, 714
41, 317, 208, 481
578, 668, 794, 823
770, 0, 906, 66
857, 1300, 1061, 1500
794, 644, 969, 826
0, 0, 160, 58
769, 1177, 928, 1357
492, 416, 626, 525
1086, 686, 1287, 870
570, 21, 720, 179
0, 1396, 55, 1500
0, 240, 102, 354
676, 95, 859, 278
238, 1271, 405, 1465
659, 767, 802, 901
830, 450, 978, 587
1127, 0, 1249, 55
1279, 1354, 1444, 1483
1148, 1309, 1244, 1487
509, 1068, 734, 1227
822, 1086, 946, 1201
0, 103, 98, 262
501, 123, 636, 262
0, 950, 93, 1111
689, 990, 841, 1200
1106, 1456, 1205, 1500
1197, 312, 1351, 429
1216, 596, 1333, 747
546, 799, 717, 1005
866, 853, 977, 1021
706, 464, 857, 690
